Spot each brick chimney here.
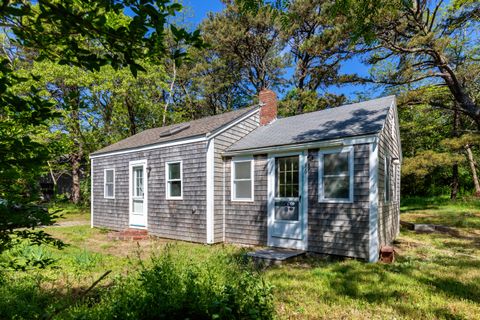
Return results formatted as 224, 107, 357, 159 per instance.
259, 89, 277, 126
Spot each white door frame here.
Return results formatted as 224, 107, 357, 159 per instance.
129, 159, 148, 229
267, 151, 308, 250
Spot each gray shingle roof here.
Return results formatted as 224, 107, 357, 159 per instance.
92, 105, 259, 155
227, 95, 395, 152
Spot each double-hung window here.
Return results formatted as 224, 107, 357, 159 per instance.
231, 158, 254, 201
319, 147, 354, 203
166, 161, 183, 199
104, 169, 115, 199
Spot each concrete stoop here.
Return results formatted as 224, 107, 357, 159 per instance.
107, 228, 149, 241
247, 248, 306, 266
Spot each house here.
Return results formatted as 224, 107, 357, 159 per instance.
90, 90, 401, 262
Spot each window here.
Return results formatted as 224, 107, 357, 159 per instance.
231, 158, 254, 201
319, 147, 354, 202
385, 156, 391, 202
276, 156, 299, 198
104, 169, 115, 199
166, 161, 182, 199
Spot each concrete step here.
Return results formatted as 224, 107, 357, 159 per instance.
107, 228, 149, 241
247, 248, 306, 266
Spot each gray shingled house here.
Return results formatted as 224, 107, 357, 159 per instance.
90, 90, 401, 262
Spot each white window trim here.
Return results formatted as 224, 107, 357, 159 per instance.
166, 160, 183, 200
384, 154, 391, 203
231, 156, 255, 202
318, 146, 354, 203
103, 168, 115, 199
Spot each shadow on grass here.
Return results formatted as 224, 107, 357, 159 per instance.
275, 248, 480, 319
418, 275, 480, 303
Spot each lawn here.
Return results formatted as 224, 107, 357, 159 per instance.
1, 198, 479, 319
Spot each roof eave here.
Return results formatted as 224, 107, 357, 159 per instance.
223, 133, 380, 157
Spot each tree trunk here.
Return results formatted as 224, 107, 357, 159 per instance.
451, 108, 460, 200
125, 93, 137, 136
71, 153, 82, 204
465, 144, 480, 197
163, 61, 176, 127
61, 85, 85, 205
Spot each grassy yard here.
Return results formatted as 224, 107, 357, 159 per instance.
1, 198, 479, 319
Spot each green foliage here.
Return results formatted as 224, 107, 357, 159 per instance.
66, 245, 274, 319
0, 0, 202, 268
202, 0, 288, 94
279, 89, 346, 117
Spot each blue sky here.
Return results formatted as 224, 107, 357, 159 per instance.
183, 0, 378, 101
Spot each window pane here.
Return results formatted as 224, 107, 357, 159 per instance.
235, 180, 251, 199
168, 163, 181, 180
385, 158, 390, 201
133, 199, 143, 213
106, 184, 114, 197
275, 200, 299, 221
234, 161, 251, 179
275, 156, 299, 198
324, 176, 349, 199
324, 152, 349, 175
169, 181, 182, 197
106, 170, 114, 183
134, 167, 143, 197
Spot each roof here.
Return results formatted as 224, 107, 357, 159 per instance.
227, 95, 395, 152
92, 105, 259, 155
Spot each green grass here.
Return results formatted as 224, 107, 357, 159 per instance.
49, 202, 90, 223
400, 195, 480, 229
1, 198, 479, 319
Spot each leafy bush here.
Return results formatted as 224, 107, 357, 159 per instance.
66, 245, 274, 319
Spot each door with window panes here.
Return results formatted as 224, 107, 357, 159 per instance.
268, 152, 307, 249
129, 161, 147, 228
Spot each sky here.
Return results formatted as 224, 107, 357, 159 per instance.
182, 0, 378, 101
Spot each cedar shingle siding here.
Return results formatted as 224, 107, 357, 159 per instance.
213, 112, 260, 243
91, 95, 401, 261
307, 144, 371, 259
92, 141, 208, 243
377, 107, 401, 247
223, 155, 268, 245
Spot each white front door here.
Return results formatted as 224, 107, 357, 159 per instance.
129, 160, 147, 228
268, 152, 307, 250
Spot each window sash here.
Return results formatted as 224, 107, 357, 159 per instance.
166, 162, 182, 199
319, 148, 353, 203
104, 169, 115, 198
133, 167, 144, 198
232, 159, 254, 201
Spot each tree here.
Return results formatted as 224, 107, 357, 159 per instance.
202, 0, 288, 95
0, 0, 202, 264
278, 0, 350, 114
335, 0, 480, 126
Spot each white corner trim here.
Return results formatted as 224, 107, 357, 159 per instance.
90, 136, 207, 159
206, 138, 215, 244
222, 159, 226, 242
90, 158, 94, 228
224, 134, 378, 157
301, 150, 309, 251
206, 107, 260, 140
165, 160, 183, 200
266, 154, 275, 247
318, 146, 354, 203
231, 156, 255, 202
103, 168, 116, 199
369, 142, 379, 262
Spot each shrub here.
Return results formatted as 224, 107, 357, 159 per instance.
66, 245, 274, 319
